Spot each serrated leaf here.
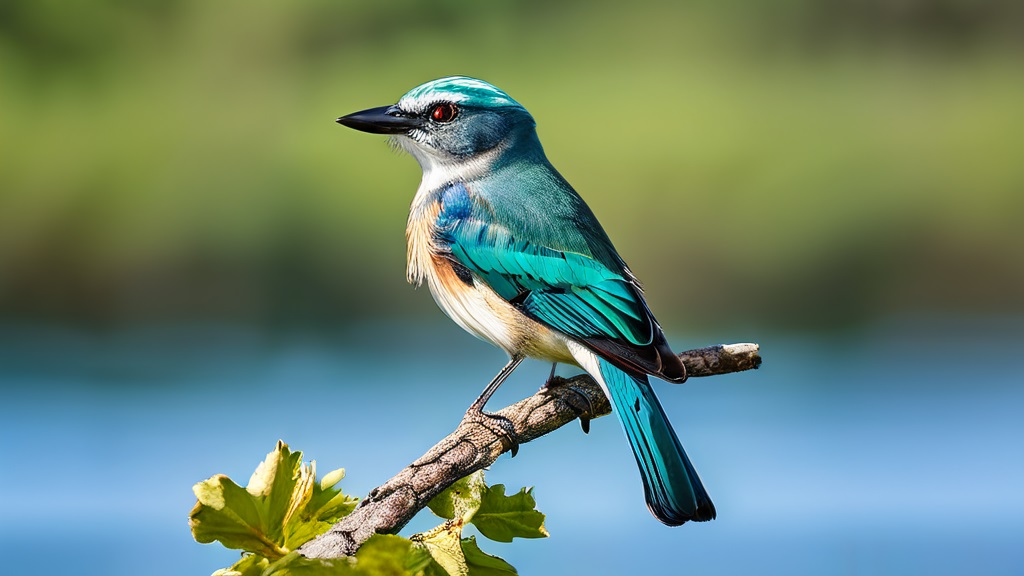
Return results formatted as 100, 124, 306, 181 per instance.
461, 537, 517, 576
191, 473, 287, 558
190, 441, 358, 560
427, 471, 486, 522
412, 522, 469, 576
470, 485, 548, 543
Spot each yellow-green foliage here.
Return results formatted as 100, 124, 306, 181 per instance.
2, 0, 1022, 328
190, 442, 544, 575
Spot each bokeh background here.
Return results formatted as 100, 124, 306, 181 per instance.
1, 1, 1022, 574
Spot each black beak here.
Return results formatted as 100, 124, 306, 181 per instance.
336, 105, 422, 134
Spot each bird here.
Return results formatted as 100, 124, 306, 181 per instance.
336, 76, 715, 525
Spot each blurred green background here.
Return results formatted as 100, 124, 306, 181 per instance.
2, 2, 1023, 576
3, 0, 1022, 330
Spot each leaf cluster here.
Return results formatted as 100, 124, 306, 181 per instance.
190, 442, 547, 576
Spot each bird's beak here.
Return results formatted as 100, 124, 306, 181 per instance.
336, 105, 421, 134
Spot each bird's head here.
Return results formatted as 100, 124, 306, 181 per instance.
337, 76, 538, 175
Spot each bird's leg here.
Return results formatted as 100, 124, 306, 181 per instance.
468, 355, 524, 412
466, 355, 524, 456
541, 362, 559, 388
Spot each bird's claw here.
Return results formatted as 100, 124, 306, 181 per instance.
465, 410, 520, 457
542, 379, 594, 434
578, 413, 591, 434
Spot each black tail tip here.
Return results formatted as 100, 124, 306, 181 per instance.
648, 497, 717, 526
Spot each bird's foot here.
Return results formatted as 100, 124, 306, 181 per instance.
541, 374, 567, 390
464, 409, 520, 457
540, 377, 595, 434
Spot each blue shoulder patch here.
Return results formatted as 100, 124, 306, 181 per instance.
438, 182, 472, 226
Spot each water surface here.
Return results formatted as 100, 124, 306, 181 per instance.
0, 318, 1020, 575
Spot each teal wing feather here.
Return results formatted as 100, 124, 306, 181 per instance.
434, 181, 654, 348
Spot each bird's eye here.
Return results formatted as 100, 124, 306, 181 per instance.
430, 103, 458, 123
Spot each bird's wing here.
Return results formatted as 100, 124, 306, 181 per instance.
435, 182, 679, 376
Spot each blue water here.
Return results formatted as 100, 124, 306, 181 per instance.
1, 318, 1021, 575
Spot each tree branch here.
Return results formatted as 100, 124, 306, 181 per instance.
299, 343, 761, 559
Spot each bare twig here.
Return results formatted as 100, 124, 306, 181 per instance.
298, 343, 761, 559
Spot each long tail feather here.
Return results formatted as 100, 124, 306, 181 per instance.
570, 343, 715, 524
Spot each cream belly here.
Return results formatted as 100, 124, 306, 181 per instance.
423, 253, 576, 365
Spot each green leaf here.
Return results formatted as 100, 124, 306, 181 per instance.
427, 471, 486, 522
192, 444, 539, 576
359, 534, 442, 576
262, 551, 358, 576
469, 485, 548, 543
320, 468, 347, 492
213, 554, 270, 576
412, 521, 469, 576
190, 441, 358, 560
287, 465, 359, 549
461, 537, 517, 576
191, 473, 287, 558
248, 440, 310, 546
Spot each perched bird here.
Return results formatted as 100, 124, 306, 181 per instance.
337, 76, 715, 525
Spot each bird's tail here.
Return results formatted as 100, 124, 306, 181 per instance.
570, 344, 716, 525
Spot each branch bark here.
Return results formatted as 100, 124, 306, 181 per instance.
299, 343, 761, 559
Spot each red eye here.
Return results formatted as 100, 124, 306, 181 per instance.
431, 103, 458, 123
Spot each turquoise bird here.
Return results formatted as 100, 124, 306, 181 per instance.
337, 76, 715, 525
